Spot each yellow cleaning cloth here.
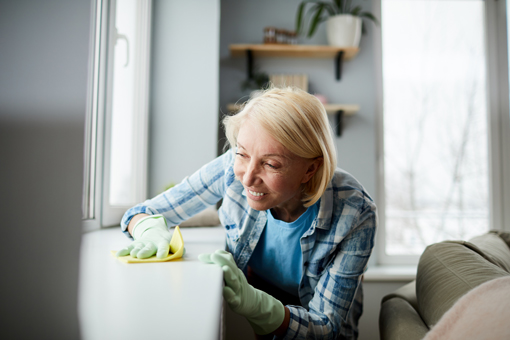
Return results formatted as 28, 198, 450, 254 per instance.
111, 225, 185, 263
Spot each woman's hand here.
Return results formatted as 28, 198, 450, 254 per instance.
199, 250, 286, 335
117, 215, 172, 259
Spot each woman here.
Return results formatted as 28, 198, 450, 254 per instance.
118, 87, 377, 339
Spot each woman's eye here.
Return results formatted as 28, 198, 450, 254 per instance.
266, 163, 277, 169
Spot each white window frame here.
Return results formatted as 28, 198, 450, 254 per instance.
374, 0, 510, 266
486, 0, 510, 235
82, 0, 152, 231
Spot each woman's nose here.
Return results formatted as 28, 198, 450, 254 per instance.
242, 161, 259, 186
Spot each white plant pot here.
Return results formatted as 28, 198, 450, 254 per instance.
326, 14, 362, 47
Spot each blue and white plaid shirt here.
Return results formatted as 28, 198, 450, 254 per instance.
121, 150, 377, 339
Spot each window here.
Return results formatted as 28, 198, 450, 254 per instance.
378, 0, 510, 264
83, 0, 152, 230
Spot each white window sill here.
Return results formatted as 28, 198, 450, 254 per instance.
364, 265, 417, 282
78, 225, 226, 340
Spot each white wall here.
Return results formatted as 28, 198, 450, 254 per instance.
149, 0, 220, 196
0, 0, 90, 338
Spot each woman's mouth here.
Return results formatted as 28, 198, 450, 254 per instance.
248, 189, 266, 197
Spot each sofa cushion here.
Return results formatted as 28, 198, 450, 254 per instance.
416, 241, 509, 328
468, 232, 510, 272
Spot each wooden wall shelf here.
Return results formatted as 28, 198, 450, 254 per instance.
230, 44, 359, 59
227, 103, 359, 136
229, 44, 359, 81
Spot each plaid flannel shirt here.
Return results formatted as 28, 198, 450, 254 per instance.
121, 150, 377, 340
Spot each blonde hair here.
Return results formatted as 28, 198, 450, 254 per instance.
223, 86, 337, 207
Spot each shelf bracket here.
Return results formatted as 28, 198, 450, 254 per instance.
336, 110, 344, 137
335, 51, 344, 81
246, 49, 254, 79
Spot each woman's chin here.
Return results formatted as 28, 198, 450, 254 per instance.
247, 199, 271, 211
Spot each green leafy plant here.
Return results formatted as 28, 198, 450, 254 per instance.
296, 0, 378, 38
241, 70, 270, 92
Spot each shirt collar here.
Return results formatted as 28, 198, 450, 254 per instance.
316, 180, 333, 230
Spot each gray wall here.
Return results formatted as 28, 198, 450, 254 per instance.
219, 0, 378, 200
149, 0, 220, 197
218, 0, 382, 265
219, 1, 393, 339
0, 0, 90, 338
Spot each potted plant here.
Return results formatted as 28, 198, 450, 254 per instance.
241, 70, 270, 98
296, 0, 378, 47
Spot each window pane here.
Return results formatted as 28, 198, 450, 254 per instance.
109, 0, 138, 206
382, 0, 490, 255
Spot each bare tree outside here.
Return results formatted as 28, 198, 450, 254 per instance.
382, 0, 489, 255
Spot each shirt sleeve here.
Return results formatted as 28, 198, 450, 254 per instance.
120, 151, 234, 238
283, 203, 377, 339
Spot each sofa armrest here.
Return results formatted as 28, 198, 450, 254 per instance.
379, 297, 429, 340
381, 281, 418, 312
490, 230, 510, 249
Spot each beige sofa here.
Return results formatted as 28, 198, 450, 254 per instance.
379, 231, 510, 340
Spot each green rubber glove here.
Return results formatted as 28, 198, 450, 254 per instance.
117, 214, 172, 259
199, 250, 285, 335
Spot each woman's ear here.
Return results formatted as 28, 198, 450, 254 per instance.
302, 157, 323, 183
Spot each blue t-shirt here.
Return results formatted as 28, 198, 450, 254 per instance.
248, 201, 319, 296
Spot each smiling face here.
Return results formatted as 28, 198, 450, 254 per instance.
233, 119, 321, 221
